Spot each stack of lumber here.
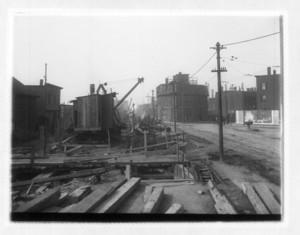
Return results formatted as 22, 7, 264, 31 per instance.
241, 182, 281, 214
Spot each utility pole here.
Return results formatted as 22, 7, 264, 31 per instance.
279, 16, 284, 124
151, 90, 155, 120
173, 82, 177, 133
43, 63, 47, 156
211, 42, 227, 161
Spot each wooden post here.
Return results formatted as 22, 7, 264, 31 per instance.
107, 129, 111, 151
125, 161, 132, 180
165, 128, 168, 149
176, 135, 179, 162
144, 130, 147, 152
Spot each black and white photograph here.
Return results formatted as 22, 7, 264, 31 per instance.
1, 0, 300, 233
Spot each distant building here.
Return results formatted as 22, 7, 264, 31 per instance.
12, 77, 38, 143
255, 67, 281, 110
136, 102, 157, 120
213, 87, 257, 123
26, 80, 62, 135
156, 72, 208, 123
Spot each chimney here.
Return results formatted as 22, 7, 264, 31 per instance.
225, 84, 227, 91
234, 87, 237, 91
267, 67, 271, 75
241, 82, 244, 91
165, 78, 168, 85
90, 84, 95, 94
40, 79, 44, 86
211, 89, 214, 98
273, 70, 277, 75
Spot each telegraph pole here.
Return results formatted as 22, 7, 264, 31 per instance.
151, 89, 155, 119
44, 63, 47, 156
173, 82, 177, 132
211, 42, 227, 161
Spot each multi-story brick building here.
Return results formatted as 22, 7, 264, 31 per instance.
156, 72, 208, 123
255, 67, 281, 110
215, 88, 257, 122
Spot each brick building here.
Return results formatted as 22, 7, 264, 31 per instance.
255, 67, 281, 110
156, 72, 208, 123
215, 88, 257, 122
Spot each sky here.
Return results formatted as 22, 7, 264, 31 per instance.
12, 14, 280, 105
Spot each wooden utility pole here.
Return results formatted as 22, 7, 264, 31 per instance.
43, 63, 47, 156
173, 82, 177, 133
279, 16, 284, 124
151, 89, 155, 119
211, 42, 227, 161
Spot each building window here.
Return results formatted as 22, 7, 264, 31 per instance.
261, 82, 267, 90
261, 95, 267, 102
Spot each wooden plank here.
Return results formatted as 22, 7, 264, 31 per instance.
67, 186, 92, 204
65, 145, 83, 155
165, 203, 184, 214
253, 183, 281, 214
32, 172, 55, 181
94, 177, 141, 213
14, 187, 61, 212
63, 178, 127, 213
242, 182, 270, 214
142, 187, 164, 213
143, 186, 153, 203
208, 180, 237, 214
12, 168, 105, 188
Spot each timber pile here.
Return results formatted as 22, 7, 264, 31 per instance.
241, 182, 281, 214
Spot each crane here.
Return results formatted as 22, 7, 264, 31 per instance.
114, 77, 144, 110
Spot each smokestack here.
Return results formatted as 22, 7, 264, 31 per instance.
273, 70, 277, 75
165, 78, 168, 85
90, 84, 95, 94
225, 84, 227, 91
267, 67, 271, 75
241, 82, 244, 91
211, 89, 214, 98
234, 87, 237, 91
40, 79, 44, 86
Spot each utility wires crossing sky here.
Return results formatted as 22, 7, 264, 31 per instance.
223, 32, 279, 46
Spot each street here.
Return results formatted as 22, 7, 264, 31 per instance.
178, 123, 282, 186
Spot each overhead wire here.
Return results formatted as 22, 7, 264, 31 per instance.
190, 52, 216, 78
223, 32, 279, 46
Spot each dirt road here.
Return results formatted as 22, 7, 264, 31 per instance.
178, 123, 282, 186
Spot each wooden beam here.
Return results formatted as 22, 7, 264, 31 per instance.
242, 182, 270, 214
60, 178, 126, 213
253, 183, 281, 214
142, 187, 164, 213
165, 203, 184, 214
12, 168, 106, 188
67, 185, 92, 204
208, 180, 237, 214
108, 161, 190, 166
14, 187, 61, 212
94, 177, 140, 213
143, 186, 153, 203
65, 145, 83, 155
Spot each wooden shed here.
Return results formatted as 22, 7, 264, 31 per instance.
73, 93, 116, 131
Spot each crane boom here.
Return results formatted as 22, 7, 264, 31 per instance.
114, 77, 144, 110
